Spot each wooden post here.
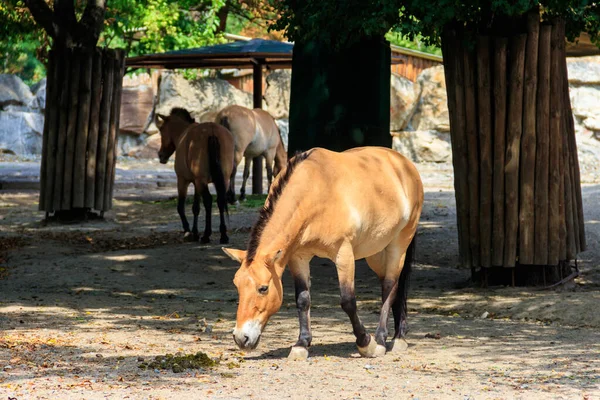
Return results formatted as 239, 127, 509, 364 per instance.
39, 50, 55, 210
534, 25, 552, 265
503, 34, 526, 268
105, 51, 125, 210
52, 48, 73, 209
95, 49, 115, 211
441, 30, 471, 269
519, 12, 540, 265
252, 60, 264, 195
548, 23, 563, 266
463, 49, 480, 268
62, 49, 82, 209
41, 49, 62, 211
85, 49, 103, 208
476, 36, 492, 269
492, 38, 508, 267
72, 49, 94, 208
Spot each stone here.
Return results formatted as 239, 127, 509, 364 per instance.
0, 111, 44, 155
0, 74, 34, 109
275, 119, 289, 149
119, 85, 154, 135
407, 66, 450, 132
569, 85, 600, 121
583, 117, 600, 132
155, 72, 252, 121
264, 70, 291, 119
392, 130, 452, 163
31, 78, 47, 111
390, 73, 418, 131
117, 133, 144, 157
126, 133, 161, 159
567, 56, 600, 85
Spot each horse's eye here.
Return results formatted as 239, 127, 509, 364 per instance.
258, 285, 269, 295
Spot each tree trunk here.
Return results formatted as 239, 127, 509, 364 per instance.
441, 16, 585, 286
39, 46, 125, 216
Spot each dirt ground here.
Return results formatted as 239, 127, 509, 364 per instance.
1, 162, 599, 399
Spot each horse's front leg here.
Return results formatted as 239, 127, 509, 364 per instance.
336, 242, 384, 358
288, 256, 312, 360
177, 178, 192, 239
239, 156, 251, 201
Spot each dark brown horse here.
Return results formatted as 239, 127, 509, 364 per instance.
215, 105, 287, 202
156, 108, 234, 244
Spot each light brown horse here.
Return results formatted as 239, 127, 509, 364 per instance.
215, 105, 287, 203
223, 147, 424, 359
156, 108, 234, 244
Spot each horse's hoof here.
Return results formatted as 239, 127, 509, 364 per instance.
357, 335, 386, 358
184, 232, 197, 242
220, 236, 229, 244
200, 236, 210, 244
387, 338, 408, 354
287, 346, 309, 361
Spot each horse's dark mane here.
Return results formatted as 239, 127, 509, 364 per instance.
246, 150, 312, 263
170, 107, 195, 123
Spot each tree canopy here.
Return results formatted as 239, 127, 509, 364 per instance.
270, 0, 600, 48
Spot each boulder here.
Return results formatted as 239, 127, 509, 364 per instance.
117, 133, 144, 156
390, 73, 418, 131
570, 85, 600, 122
126, 133, 162, 159
392, 130, 452, 163
156, 72, 253, 121
0, 111, 44, 155
264, 70, 291, 119
0, 74, 34, 109
31, 78, 47, 111
119, 85, 154, 135
275, 119, 289, 149
407, 66, 450, 132
567, 57, 600, 85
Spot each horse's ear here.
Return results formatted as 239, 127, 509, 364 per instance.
222, 248, 247, 263
155, 113, 167, 129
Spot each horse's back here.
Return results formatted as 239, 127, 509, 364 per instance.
293, 147, 423, 258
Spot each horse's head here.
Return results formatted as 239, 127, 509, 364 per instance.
222, 247, 284, 350
155, 108, 195, 164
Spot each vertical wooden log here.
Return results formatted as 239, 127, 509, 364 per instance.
519, 12, 540, 265
95, 50, 115, 210
503, 34, 526, 268
85, 49, 103, 208
563, 114, 576, 259
492, 38, 508, 267
534, 25, 552, 265
105, 51, 125, 210
463, 49, 480, 268
39, 51, 55, 210
441, 31, 471, 269
61, 49, 82, 209
476, 36, 493, 269
72, 50, 94, 208
41, 50, 61, 211
52, 48, 73, 210
548, 22, 564, 266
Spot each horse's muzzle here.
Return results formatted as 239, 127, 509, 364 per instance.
233, 320, 262, 350
158, 152, 168, 164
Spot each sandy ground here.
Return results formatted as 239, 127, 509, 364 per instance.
0, 162, 599, 399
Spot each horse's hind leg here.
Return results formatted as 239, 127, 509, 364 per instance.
189, 181, 201, 242
216, 183, 229, 244
335, 242, 381, 357
177, 178, 192, 240
239, 156, 251, 201
264, 151, 275, 192
390, 236, 416, 349
200, 184, 212, 243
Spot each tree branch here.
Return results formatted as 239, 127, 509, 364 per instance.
23, 0, 58, 38
78, 0, 106, 47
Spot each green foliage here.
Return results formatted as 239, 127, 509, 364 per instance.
385, 32, 441, 56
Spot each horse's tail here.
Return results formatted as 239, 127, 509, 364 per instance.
396, 233, 416, 335
218, 115, 231, 132
208, 134, 228, 216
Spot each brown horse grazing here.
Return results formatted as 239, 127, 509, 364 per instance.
156, 108, 234, 244
223, 147, 423, 359
215, 105, 288, 203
